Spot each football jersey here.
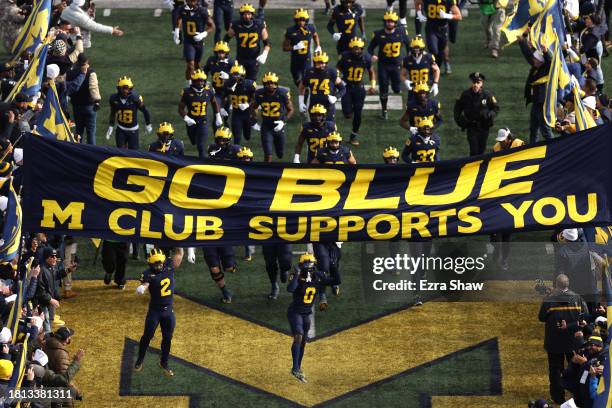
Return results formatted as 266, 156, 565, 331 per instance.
232, 19, 265, 60
181, 85, 215, 123
303, 67, 339, 105
254, 87, 291, 124
300, 120, 337, 163
332, 3, 364, 39
369, 28, 410, 65
288, 270, 340, 314
405, 98, 441, 126
423, 0, 456, 27
315, 145, 352, 164
285, 24, 317, 62
208, 143, 241, 160
403, 52, 436, 85
109, 92, 144, 129
148, 139, 185, 156
224, 78, 257, 110
203, 55, 234, 95
140, 261, 175, 308
337, 51, 372, 86
180, 5, 209, 42
404, 133, 441, 163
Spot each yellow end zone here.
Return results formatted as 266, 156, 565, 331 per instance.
60, 280, 548, 407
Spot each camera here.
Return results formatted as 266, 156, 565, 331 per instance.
535, 279, 552, 295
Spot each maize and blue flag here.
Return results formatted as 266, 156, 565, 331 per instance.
35, 81, 77, 143
0, 181, 22, 262
573, 86, 597, 130
5, 42, 49, 102
529, 0, 566, 51
543, 31, 572, 126
11, 0, 51, 60
593, 260, 612, 407
502, 0, 552, 45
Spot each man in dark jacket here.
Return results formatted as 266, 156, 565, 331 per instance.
67, 53, 101, 145
538, 273, 589, 404
35, 248, 74, 333
453, 72, 499, 156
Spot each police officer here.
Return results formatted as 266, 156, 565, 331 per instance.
453, 72, 499, 156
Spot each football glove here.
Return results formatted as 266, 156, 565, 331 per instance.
220, 108, 229, 117
430, 83, 439, 97
193, 31, 208, 42
298, 95, 307, 113
416, 10, 427, 22
187, 247, 196, 264
328, 95, 338, 105
293, 154, 300, 163
238, 102, 250, 111
439, 10, 454, 19
256, 50, 269, 64
409, 126, 418, 135
172, 28, 180, 45
219, 71, 230, 80
136, 285, 146, 295
252, 122, 261, 131
215, 112, 223, 127
273, 120, 285, 132
404, 79, 413, 91
145, 124, 153, 134
105, 126, 113, 140
332, 32, 342, 42
293, 42, 306, 51
183, 115, 196, 126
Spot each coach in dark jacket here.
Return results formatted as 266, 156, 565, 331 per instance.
538, 274, 589, 404
34, 248, 69, 333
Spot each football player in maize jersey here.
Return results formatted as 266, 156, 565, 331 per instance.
177, 0, 214, 81
383, 145, 400, 164
327, 0, 366, 55
415, 0, 461, 74
225, 3, 270, 81
402, 118, 440, 163
400, 81, 442, 133
368, 11, 410, 120
252, 72, 294, 162
402, 35, 440, 101
207, 126, 241, 160
299, 51, 345, 121
223, 62, 257, 144
337, 37, 375, 145
107, 76, 152, 150
293, 104, 336, 164
283, 8, 322, 86
203, 41, 234, 130
179, 69, 223, 158
134, 249, 178, 377
148, 122, 185, 156
287, 254, 341, 383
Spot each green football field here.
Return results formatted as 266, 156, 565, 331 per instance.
5, 6, 612, 407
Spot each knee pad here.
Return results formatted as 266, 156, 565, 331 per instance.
210, 270, 225, 282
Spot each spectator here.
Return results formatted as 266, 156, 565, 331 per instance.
68, 54, 100, 145
480, 0, 506, 58
32, 346, 85, 403
561, 335, 605, 407
101, 240, 129, 289
44, 326, 74, 374
583, 96, 605, 126
60, 0, 124, 38
539, 273, 589, 404
0, 359, 13, 396
0, 92, 30, 141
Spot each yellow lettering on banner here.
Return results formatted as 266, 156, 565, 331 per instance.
40, 200, 85, 229
310, 216, 337, 242
367, 214, 400, 240
140, 210, 162, 239
532, 197, 565, 226
567, 193, 598, 223
169, 165, 245, 209
430, 209, 457, 236
401, 212, 432, 239
338, 216, 365, 241
195, 216, 223, 240
108, 208, 137, 235
501, 201, 533, 228
458, 207, 482, 234
278, 217, 308, 241
93, 157, 168, 203
164, 214, 193, 240
479, 146, 546, 199
405, 161, 482, 205
344, 169, 400, 209
270, 169, 344, 211
249, 216, 274, 240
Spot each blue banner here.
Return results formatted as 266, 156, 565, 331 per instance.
21, 125, 612, 246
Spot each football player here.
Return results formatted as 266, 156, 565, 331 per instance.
299, 51, 345, 121
399, 81, 442, 132
327, 0, 366, 55
287, 254, 340, 383
402, 35, 440, 100
167, 0, 185, 44
382, 146, 400, 164
134, 249, 179, 377
402, 117, 440, 163
207, 126, 241, 160
107, 76, 152, 150
415, 0, 461, 74
312, 131, 356, 164
177, 0, 215, 81
252, 72, 294, 162
213, 0, 234, 43
236, 146, 257, 262
179, 69, 223, 158
337, 37, 375, 145
203, 41, 234, 130
225, 3, 270, 81
367, 11, 410, 120
224, 62, 257, 144
386, 0, 409, 27
283, 9, 322, 86
148, 122, 185, 156
293, 104, 337, 164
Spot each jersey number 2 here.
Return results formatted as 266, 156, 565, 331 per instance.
160, 278, 172, 297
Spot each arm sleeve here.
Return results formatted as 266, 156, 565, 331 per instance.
538, 301, 549, 322
65, 72, 86, 96
287, 272, 299, 292
139, 102, 152, 125
89, 72, 101, 101
24, 277, 38, 301
67, 38, 83, 64
62, 8, 114, 34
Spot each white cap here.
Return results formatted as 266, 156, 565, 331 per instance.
533, 50, 545, 63
46, 64, 60, 80
13, 148, 23, 165
496, 128, 511, 142
0, 327, 11, 343
33, 349, 48, 367
595, 316, 607, 325
0, 196, 8, 212
71, 0, 86, 8
583, 96, 596, 110
562, 228, 579, 242
30, 316, 43, 331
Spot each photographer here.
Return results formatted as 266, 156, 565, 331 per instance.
67, 54, 100, 146
561, 335, 605, 407
538, 274, 589, 404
